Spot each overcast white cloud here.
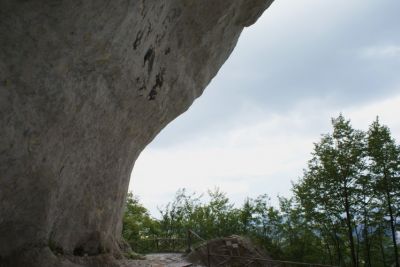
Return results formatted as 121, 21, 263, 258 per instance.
360, 45, 400, 59
131, 94, 400, 215
129, 0, 400, 216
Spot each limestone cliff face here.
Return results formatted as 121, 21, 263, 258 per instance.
0, 0, 273, 266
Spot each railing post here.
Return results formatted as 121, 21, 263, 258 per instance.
187, 229, 192, 253
207, 242, 211, 267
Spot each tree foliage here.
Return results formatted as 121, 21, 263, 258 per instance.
122, 115, 400, 266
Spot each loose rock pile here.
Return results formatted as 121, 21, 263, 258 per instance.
186, 235, 271, 267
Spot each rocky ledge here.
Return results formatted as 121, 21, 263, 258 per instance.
0, 1, 273, 266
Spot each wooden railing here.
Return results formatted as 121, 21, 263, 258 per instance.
131, 230, 338, 267
186, 230, 338, 267
205, 254, 338, 267
129, 237, 187, 253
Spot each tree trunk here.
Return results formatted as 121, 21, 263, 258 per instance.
379, 226, 387, 267
386, 189, 399, 267
325, 241, 334, 265
332, 230, 343, 266
362, 189, 372, 267
363, 211, 372, 267
344, 185, 358, 267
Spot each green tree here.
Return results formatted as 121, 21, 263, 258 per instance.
158, 188, 241, 240
239, 197, 255, 234
294, 115, 365, 266
354, 171, 376, 267
294, 171, 345, 265
278, 197, 323, 263
158, 188, 201, 239
205, 188, 236, 237
367, 118, 400, 267
122, 193, 160, 251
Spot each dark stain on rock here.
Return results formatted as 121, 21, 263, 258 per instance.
163, 8, 182, 26
140, 0, 146, 17
73, 246, 84, 256
155, 32, 166, 45
148, 68, 165, 101
147, 89, 157, 101
136, 77, 146, 95
146, 22, 152, 37
49, 238, 64, 255
164, 47, 171, 55
133, 30, 143, 50
143, 47, 155, 74
23, 129, 30, 137
59, 165, 64, 175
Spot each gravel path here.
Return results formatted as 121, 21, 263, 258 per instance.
120, 253, 201, 267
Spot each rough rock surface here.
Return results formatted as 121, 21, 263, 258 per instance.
0, 0, 273, 266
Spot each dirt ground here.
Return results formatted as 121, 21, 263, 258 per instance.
120, 235, 270, 267
120, 253, 201, 267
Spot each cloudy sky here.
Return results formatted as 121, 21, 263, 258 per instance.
129, 0, 400, 216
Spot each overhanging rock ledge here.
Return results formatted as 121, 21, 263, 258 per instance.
0, 1, 273, 266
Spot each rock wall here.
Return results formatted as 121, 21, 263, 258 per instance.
0, 0, 273, 266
